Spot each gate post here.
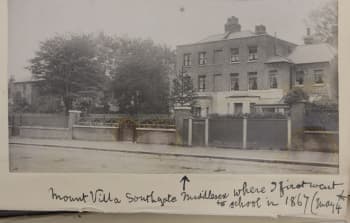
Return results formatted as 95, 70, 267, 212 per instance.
242, 116, 247, 149
188, 118, 192, 146
290, 101, 306, 150
205, 118, 209, 146
68, 110, 81, 139
287, 116, 292, 149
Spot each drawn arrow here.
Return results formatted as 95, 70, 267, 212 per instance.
336, 190, 347, 201
180, 176, 190, 191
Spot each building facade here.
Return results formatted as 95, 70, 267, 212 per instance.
176, 16, 337, 117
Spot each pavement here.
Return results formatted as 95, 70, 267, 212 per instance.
9, 137, 338, 167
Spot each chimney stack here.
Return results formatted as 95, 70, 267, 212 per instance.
225, 16, 241, 33
255, 25, 266, 35
304, 28, 314, 45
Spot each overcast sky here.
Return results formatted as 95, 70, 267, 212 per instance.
9, 0, 334, 81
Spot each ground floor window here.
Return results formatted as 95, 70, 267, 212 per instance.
262, 107, 275, 113
193, 107, 201, 117
313, 69, 324, 84
234, 103, 243, 115
269, 70, 278, 88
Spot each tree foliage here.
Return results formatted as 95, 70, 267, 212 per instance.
109, 38, 175, 114
305, 0, 338, 46
27, 34, 106, 114
170, 70, 195, 107
284, 88, 309, 105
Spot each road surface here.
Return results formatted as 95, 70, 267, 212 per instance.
9, 144, 337, 174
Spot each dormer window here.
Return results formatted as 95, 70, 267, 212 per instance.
248, 46, 258, 61
198, 52, 207, 65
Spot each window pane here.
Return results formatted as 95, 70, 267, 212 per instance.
234, 103, 243, 115
184, 54, 191, 66
198, 75, 206, 92
269, 70, 278, 89
199, 52, 207, 65
230, 73, 239, 90
248, 72, 258, 90
248, 46, 258, 61
231, 48, 239, 63
314, 70, 324, 84
295, 70, 304, 85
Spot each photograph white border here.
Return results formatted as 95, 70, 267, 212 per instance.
0, 0, 349, 219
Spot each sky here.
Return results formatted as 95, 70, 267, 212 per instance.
8, 0, 334, 81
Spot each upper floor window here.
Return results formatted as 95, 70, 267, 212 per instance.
230, 48, 240, 63
230, 73, 239, 91
314, 69, 324, 84
269, 70, 278, 89
248, 46, 258, 61
295, 70, 304, 86
198, 75, 206, 92
248, 72, 258, 90
198, 52, 207, 65
183, 53, 192, 66
213, 49, 223, 64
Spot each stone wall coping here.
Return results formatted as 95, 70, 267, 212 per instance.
174, 106, 191, 110
73, 125, 118, 129
68, 110, 82, 113
136, 127, 176, 132
19, 126, 69, 130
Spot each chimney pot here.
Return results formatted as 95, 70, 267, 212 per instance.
225, 16, 241, 33
255, 25, 266, 35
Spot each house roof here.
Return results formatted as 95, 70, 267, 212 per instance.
265, 55, 292, 64
287, 43, 337, 64
197, 30, 258, 43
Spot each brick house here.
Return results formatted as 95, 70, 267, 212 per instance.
176, 16, 337, 117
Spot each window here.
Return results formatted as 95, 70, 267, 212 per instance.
183, 53, 192, 66
314, 69, 324, 84
230, 73, 239, 91
213, 49, 223, 64
193, 107, 201, 117
234, 103, 243, 115
248, 72, 258, 90
248, 46, 258, 61
198, 75, 206, 92
269, 70, 278, 89
295, 70, 304, 85
262, 108, 275, 113
213, 74, 223, 92
198, 52, 207, 65
230, 48, 240, 63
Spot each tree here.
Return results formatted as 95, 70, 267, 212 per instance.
27, 34, 106, 114
110, 39, 174, 114
284, 88, 309, 105
305, 0, 338, 46
170, 68, 196, 108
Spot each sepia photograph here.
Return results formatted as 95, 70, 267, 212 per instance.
8, 0, 339, 174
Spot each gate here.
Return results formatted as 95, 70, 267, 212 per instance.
119, 118, 137, 142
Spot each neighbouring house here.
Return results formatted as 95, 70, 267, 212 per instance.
8, 78, 44, 106
176, 16, 338, 117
